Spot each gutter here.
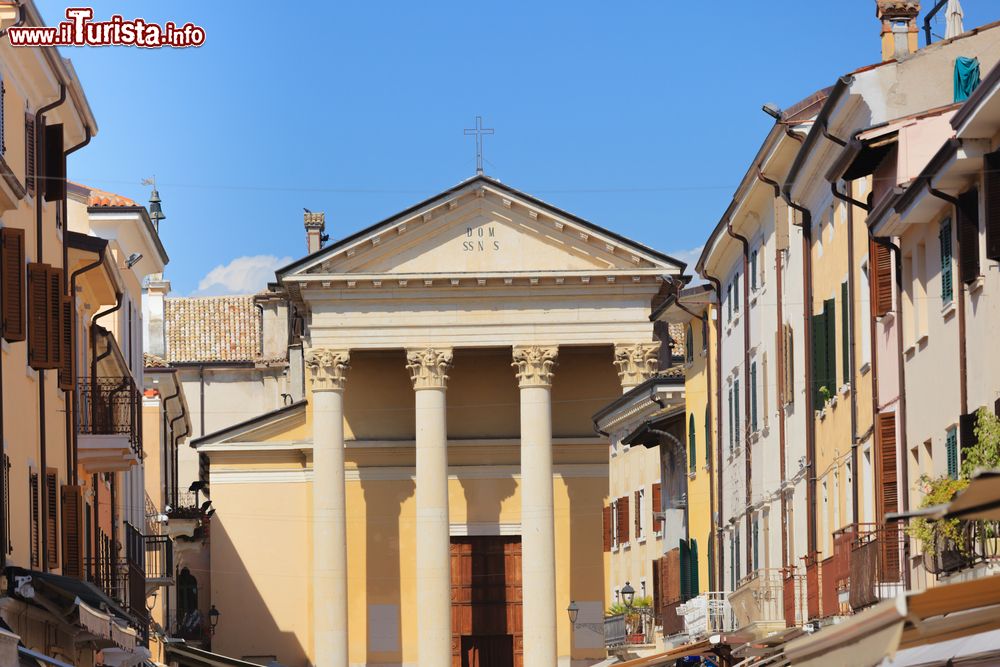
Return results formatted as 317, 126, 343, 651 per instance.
699, 270, 725, 591
927, 188, 968, 427
725, 221, 754, 570
160, 378, 182, 510
63, 127, 92, 487
67, 240, 107, 484
34, 83, 67, 573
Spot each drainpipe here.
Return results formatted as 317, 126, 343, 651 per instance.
0, 2, 25, 38
726, 221, 754, 572
872, 235, 910, 589
758, 166, 790, 575
160, 381, 182, 509
91, 294, 123, 377
34, 83, 67, 573
68, 245, 106, 484
63, 128, 92, 487
832, 182, 860, 524
928, 188, 968, 421
199, 365, 206, 437
700, 270, 725, 591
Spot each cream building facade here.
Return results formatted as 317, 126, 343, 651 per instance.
193, 174, 683, 666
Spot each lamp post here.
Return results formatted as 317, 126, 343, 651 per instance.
209, 605, 221, 635
566, 600, 604, 633
621, 581, 636, 608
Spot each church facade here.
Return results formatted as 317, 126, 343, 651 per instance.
193, 175, 683, 666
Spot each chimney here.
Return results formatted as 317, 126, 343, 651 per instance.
304, 211, 326, 254
876, 1, 920, 61
143, 278, 171, 358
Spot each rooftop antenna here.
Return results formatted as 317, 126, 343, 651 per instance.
463, 116, 494, 175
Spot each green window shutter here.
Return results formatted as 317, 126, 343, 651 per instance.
734, 379, 741, 447
940, 218, 954, 303
751, 250, 758, 290
728, 283, 733, 322
946, 428, 958, 479
680, 538, 691, 601
686, 324, 693, 363
824, 298, 836, 393
707, 535, 715, 591
841, 281, 850, 388
689, 413, 697, 473
690, 539, 700, 597
750, 361, 758, 432
728, 388, 734, 452
811, 310, 827, 407
705, 406, 711, 467
752, 517, 759, 572
734, 273, 740, 313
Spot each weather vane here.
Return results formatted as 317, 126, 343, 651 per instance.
463, 116, 494, 175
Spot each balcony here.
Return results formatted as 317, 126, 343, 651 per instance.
678, 592, 731, 639
77, 376, 141, 473
923, 519, 1000, 582
729, 569, 786, 637
849, 523, 906, 612
604, 610, 656, 651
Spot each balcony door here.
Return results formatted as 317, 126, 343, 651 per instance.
451, 536, 522, 667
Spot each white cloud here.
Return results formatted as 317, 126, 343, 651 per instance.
192, 254, 292, 296
669, 245, 706, 284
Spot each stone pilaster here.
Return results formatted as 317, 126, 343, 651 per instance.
306, 348, 350, 667
407, 347, 454, 666
613, 342, 660, 391
513, 345, 559, 666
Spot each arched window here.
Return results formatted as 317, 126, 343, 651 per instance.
688, 413, 696, 473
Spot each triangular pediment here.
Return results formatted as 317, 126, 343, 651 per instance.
279, 176, 683, 279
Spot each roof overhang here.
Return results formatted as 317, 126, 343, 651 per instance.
86, 206, 169, 274
651, 283, 715, 323
592, 375, 685, 435
870, 137, 990, 236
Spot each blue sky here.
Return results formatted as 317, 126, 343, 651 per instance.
49, 1, 998, 295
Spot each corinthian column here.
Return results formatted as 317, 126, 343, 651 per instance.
512, 345, 558, 666
306, 348, 351, 667
407, 347, 454, 666
613, 342, 660, 392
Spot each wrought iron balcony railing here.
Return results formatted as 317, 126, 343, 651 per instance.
604, 609, 656, 649
77, 376, 142, 454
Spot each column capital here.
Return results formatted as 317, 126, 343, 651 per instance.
406, 348, 453, 390
512, 345, 558, 388
614, 342, 660, 389
306, 348, 351, 392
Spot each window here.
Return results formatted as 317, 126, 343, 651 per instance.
811, 299, 836, 406
704, 406, 711, 468
734, 272, 741, 314
729, 534, 736, 591
940, 218, 954, 304
841, 281, 850, 386
860, 262, 871, 367
689, 538, 700, 598
652, 483, 663, 534
946, 427, 958, 479
750, 361, 758, 432
985, 150, 1000, 262
29, 471, 39, 568
782, 324, 794, 405
752, 515, 760, 572
25, 114, 36, 194
1, 228, 26, 343
685, 324, 693, 363
728, 387, 734, 452
734, 379, 740, 448
688, 413, 696, 473
727, 283, 733, 323
45, 469, 57, 569
957, 188, 980, 283
750, 249, 758, 290
701, 313, 708, 351
634, 489, 644, 540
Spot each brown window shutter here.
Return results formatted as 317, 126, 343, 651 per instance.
617, 495, 630, 545
664, 548, 681, 604
58, 294, 73, 391
652, 483, 663, 532
46, 266, 63, 368
876, 412, 898, 522
957, 188, 980, 283
29, 472, 39, 568
45, 469, 58, 568
43, 124, 65, 202
61, 485, 84, 578
1, 227, 25, 342
24, 114, 35, 194
985, 150, 1000, 262
873, 240, 893, 318
27, 262, 54, 370
603, 505, 612, 552
782, 324, 794, 405
652, 558, 662, 625
634, 490, 642, 537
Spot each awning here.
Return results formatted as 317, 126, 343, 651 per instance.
613, 639, 715, 666
18, 646, 75, 667
882, 627, 1000, 666
164, 643, 266, 666
783, 598, 907, 666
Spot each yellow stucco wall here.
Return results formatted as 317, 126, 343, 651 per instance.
686, 304, 716, 590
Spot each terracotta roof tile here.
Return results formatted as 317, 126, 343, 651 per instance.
83, 184, 137, 208
164, 296, 261, 363
143, 352, 169, 368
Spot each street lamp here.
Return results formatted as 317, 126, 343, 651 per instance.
621, 581, 636, 608
566, 600, 579, 625
209, 605, 221, 634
